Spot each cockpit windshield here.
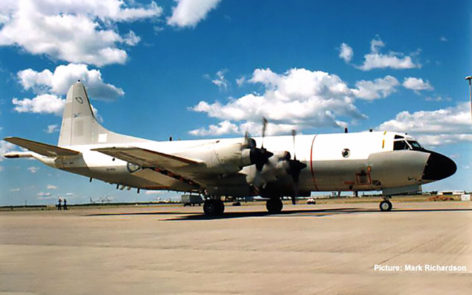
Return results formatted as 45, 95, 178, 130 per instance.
393, 140, 409, 150
393, 139, 424, 151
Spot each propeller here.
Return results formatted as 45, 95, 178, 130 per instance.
244, 119, 273, 171
286, 129, 307, 204
244, 121, 306, 200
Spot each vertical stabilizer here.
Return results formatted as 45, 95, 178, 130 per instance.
58, 81, 145, 146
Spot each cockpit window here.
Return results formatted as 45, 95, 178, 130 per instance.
394, 140, 424, 151
407, 141, 423, 150
394, 135, 405, 140
393, 140, 409, 150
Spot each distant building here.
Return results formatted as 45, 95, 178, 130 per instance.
439, 190, 466, 196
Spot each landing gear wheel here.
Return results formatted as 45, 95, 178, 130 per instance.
379, 200, 392, 211
203, 199, 224, 217
216, 199, 224, 215
266, 198, 283, 214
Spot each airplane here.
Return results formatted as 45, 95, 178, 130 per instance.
3, 81, 457, 216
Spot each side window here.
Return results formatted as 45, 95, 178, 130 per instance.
393, 140, 408, 150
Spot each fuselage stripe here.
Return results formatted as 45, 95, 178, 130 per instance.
310, 135, 319, 191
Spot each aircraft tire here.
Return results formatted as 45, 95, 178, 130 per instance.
203, 199, 224, 216
379, 200, 392, 211
266, 198, 283, 214
216, 199, 225, 215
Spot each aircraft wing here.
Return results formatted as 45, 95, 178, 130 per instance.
4, 137, 80, 157
92, 147, 203, 170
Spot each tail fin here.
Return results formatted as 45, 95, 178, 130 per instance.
58, 81, 144, 146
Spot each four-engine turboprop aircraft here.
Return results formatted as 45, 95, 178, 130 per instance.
4, 82, 457, 216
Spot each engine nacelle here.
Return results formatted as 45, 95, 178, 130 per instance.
183, 140, 253, 174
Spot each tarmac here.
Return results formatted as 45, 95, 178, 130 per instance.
1, 201, 471, 294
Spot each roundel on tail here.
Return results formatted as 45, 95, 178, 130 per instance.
75, 96, 84, 104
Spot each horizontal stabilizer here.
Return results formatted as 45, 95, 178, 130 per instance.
92, 147, 202, 169
4, 137, 80, 157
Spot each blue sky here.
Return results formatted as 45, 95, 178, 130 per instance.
0, 0, 471, 205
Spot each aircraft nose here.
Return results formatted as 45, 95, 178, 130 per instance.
422, 151, 456, 181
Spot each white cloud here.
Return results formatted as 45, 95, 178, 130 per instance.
378, 103, 472, 146
191, 68, 366, 136
47, 184, 57, 190
236, 76, 246, 86
12, 94, 65, 116
10, 188, 20, 192
123, 31, 141, 46
0, 0, 162, 66
145, 191, 164, 195
28, 166, 40, 173
357, 37, 420, 71
210, 70, 228, 90
352, 75, 399, 100
1, 140, 16, 161
18, 63, 124, 101
189, 120, 239, 136
339, 43, 353, 63
167, 0, 221, 28
440, 36, 448, 42
37, 191, 55, 199
425, 96, 451, 102
402, 77, 433, 93
45, 124, 59, 134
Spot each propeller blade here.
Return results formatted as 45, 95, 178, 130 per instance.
261, 117, 268, 148
287, 156, 306, 205
248, 117, 272, 171
262, 118, 268, 138
291, 129, 297, 160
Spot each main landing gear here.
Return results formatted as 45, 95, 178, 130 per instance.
203, 198, 224, 217
379, 197, 392, 212
266, 197, 283, 214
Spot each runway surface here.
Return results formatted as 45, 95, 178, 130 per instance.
1, 201, 471, 294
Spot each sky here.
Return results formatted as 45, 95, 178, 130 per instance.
0, 0, 471, 205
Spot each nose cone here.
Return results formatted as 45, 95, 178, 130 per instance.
422, 152, 456, 181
